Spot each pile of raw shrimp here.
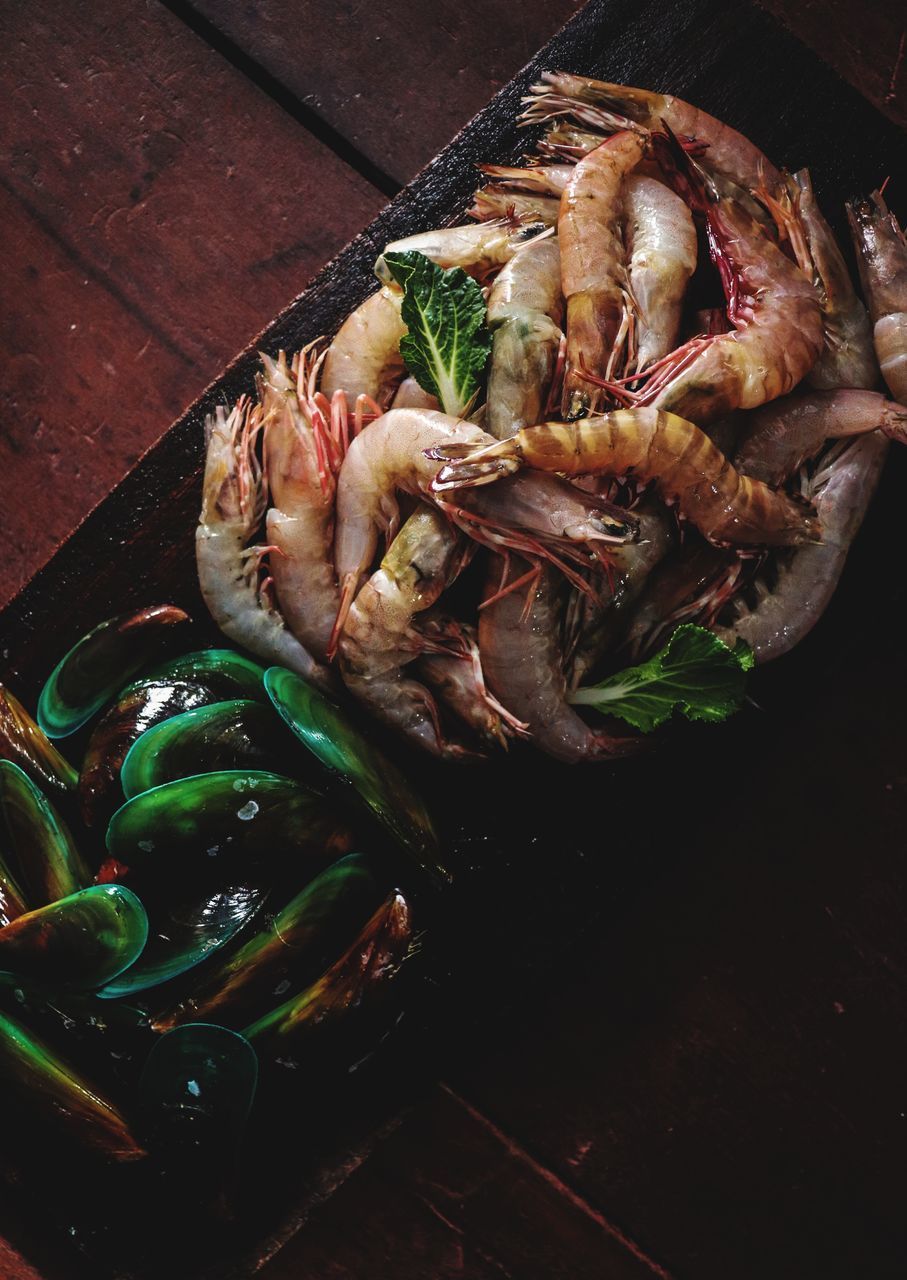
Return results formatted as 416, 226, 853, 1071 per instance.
197, 73, 907, 764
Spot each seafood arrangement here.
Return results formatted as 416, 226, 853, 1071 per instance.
1, 68, 906, 1258
196, 74, 907, 763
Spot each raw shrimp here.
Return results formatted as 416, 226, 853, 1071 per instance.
714, 434, 889, 661
391, 377, 438, 410
486, 237, 564, 439
333, 408, 637, 649
559, 131, 647, 414
847, 190, 907, 401
259, 351, 339, 663
567, 501, 676, 687
432, 409, 821, 547
417, 617, 528, 750
338, 504, 474, 758
598, 144, 823, 424
735, 388, 907, 485
374, 219, 548, 285
788, 170, 877, 391
523, 73, 782, 193
478, 559, 639, 763
623, 174, 697, 372
469, 188, 561, 227
622, 539, 743, 660
321, 286, 406, 404
196, 400, 327, 686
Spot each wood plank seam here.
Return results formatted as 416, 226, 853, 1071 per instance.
155, 0, 404, 198
439, 1083, 676, 1280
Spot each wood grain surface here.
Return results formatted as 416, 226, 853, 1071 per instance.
1, 2, 907, 1279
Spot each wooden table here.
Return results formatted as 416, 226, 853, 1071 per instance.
1, 2, 906, 1277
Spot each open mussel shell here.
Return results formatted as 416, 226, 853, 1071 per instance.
0, 885, 149, 990
98, 880, 269, 999
0, 759, 91, 905
0, 1006, 146, 1161
38, 604, 191, 739
244, 889, 413, 1061
153, 853, 381, 1032
139, 1023, 258, 1160
106, 770, 351, 876
144, 649, 267, 701
1, 683, 78, 798
264, 668, 449, 887
120, 699, 305, 800
80, 679, 229, 828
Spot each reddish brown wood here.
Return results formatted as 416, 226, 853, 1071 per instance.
189, 0, 585, 185
0, 0, 383, 609
758, 0, 907, 129
257, 1085, 666, 1279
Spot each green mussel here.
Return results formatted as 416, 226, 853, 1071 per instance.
0, 760, 91, 905
120, 699, 305, 799
0, 1007, 146, 1160
0, 885, 148, 990
1, 683, 78, 798
0, 847, 28, 927
80, 679, 227, 827
153, 853, 381, 1031
106, 770, 350, 876
97, 879, 268, 999
264, 668, 448, 886
244, 889, 413, 1058
38, 604, 191, 739
144, 649, 267, 701
139, 1023, 258, 1158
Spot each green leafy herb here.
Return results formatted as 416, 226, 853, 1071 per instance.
568, 624, 754, 734
381, 250, 491, 416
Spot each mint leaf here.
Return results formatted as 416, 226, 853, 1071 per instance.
569, 624, 753, 733
382, 250, 491, 416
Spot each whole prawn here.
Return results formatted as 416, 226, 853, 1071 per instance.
196, 400, 328, 686
735, 388, 907, 486
623, 174, 697, 373
478, 559, 639, 763
374, 219, 549, 285
432, 409, 820, 547
847, 190, 907, 401
338, 504, 475, 758
485, 236, 563, 439
559, 131, 647, 414
714, 434, 889, 661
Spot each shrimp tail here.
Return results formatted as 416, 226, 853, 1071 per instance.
428, 440, 520, 489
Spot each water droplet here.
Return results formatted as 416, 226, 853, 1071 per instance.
237, 800, 259, 821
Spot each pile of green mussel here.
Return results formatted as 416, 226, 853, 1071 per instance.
0, 603, 445, 1177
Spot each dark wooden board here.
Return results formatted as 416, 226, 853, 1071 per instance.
0, 0, 383, 609
2, 0, 907, 1277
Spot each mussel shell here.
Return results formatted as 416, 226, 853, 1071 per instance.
0, 1006, 146, 1161
97, 880, 268, 999
106, 770, 351, 876
264, 668, 448, 886
0, 884, 149, 990
0, 974, 152, 1087
139, 1023, 258, 1158
0, 759, 91, 905
119, 699, 305, 800
153, 853, 381, 1031
0, 848, 28, 928
38, 604, 191, 739
144, 649, 267, 701
243, 889, 413, 1060
79, 678, 225, 827
0, 683, 78, 798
